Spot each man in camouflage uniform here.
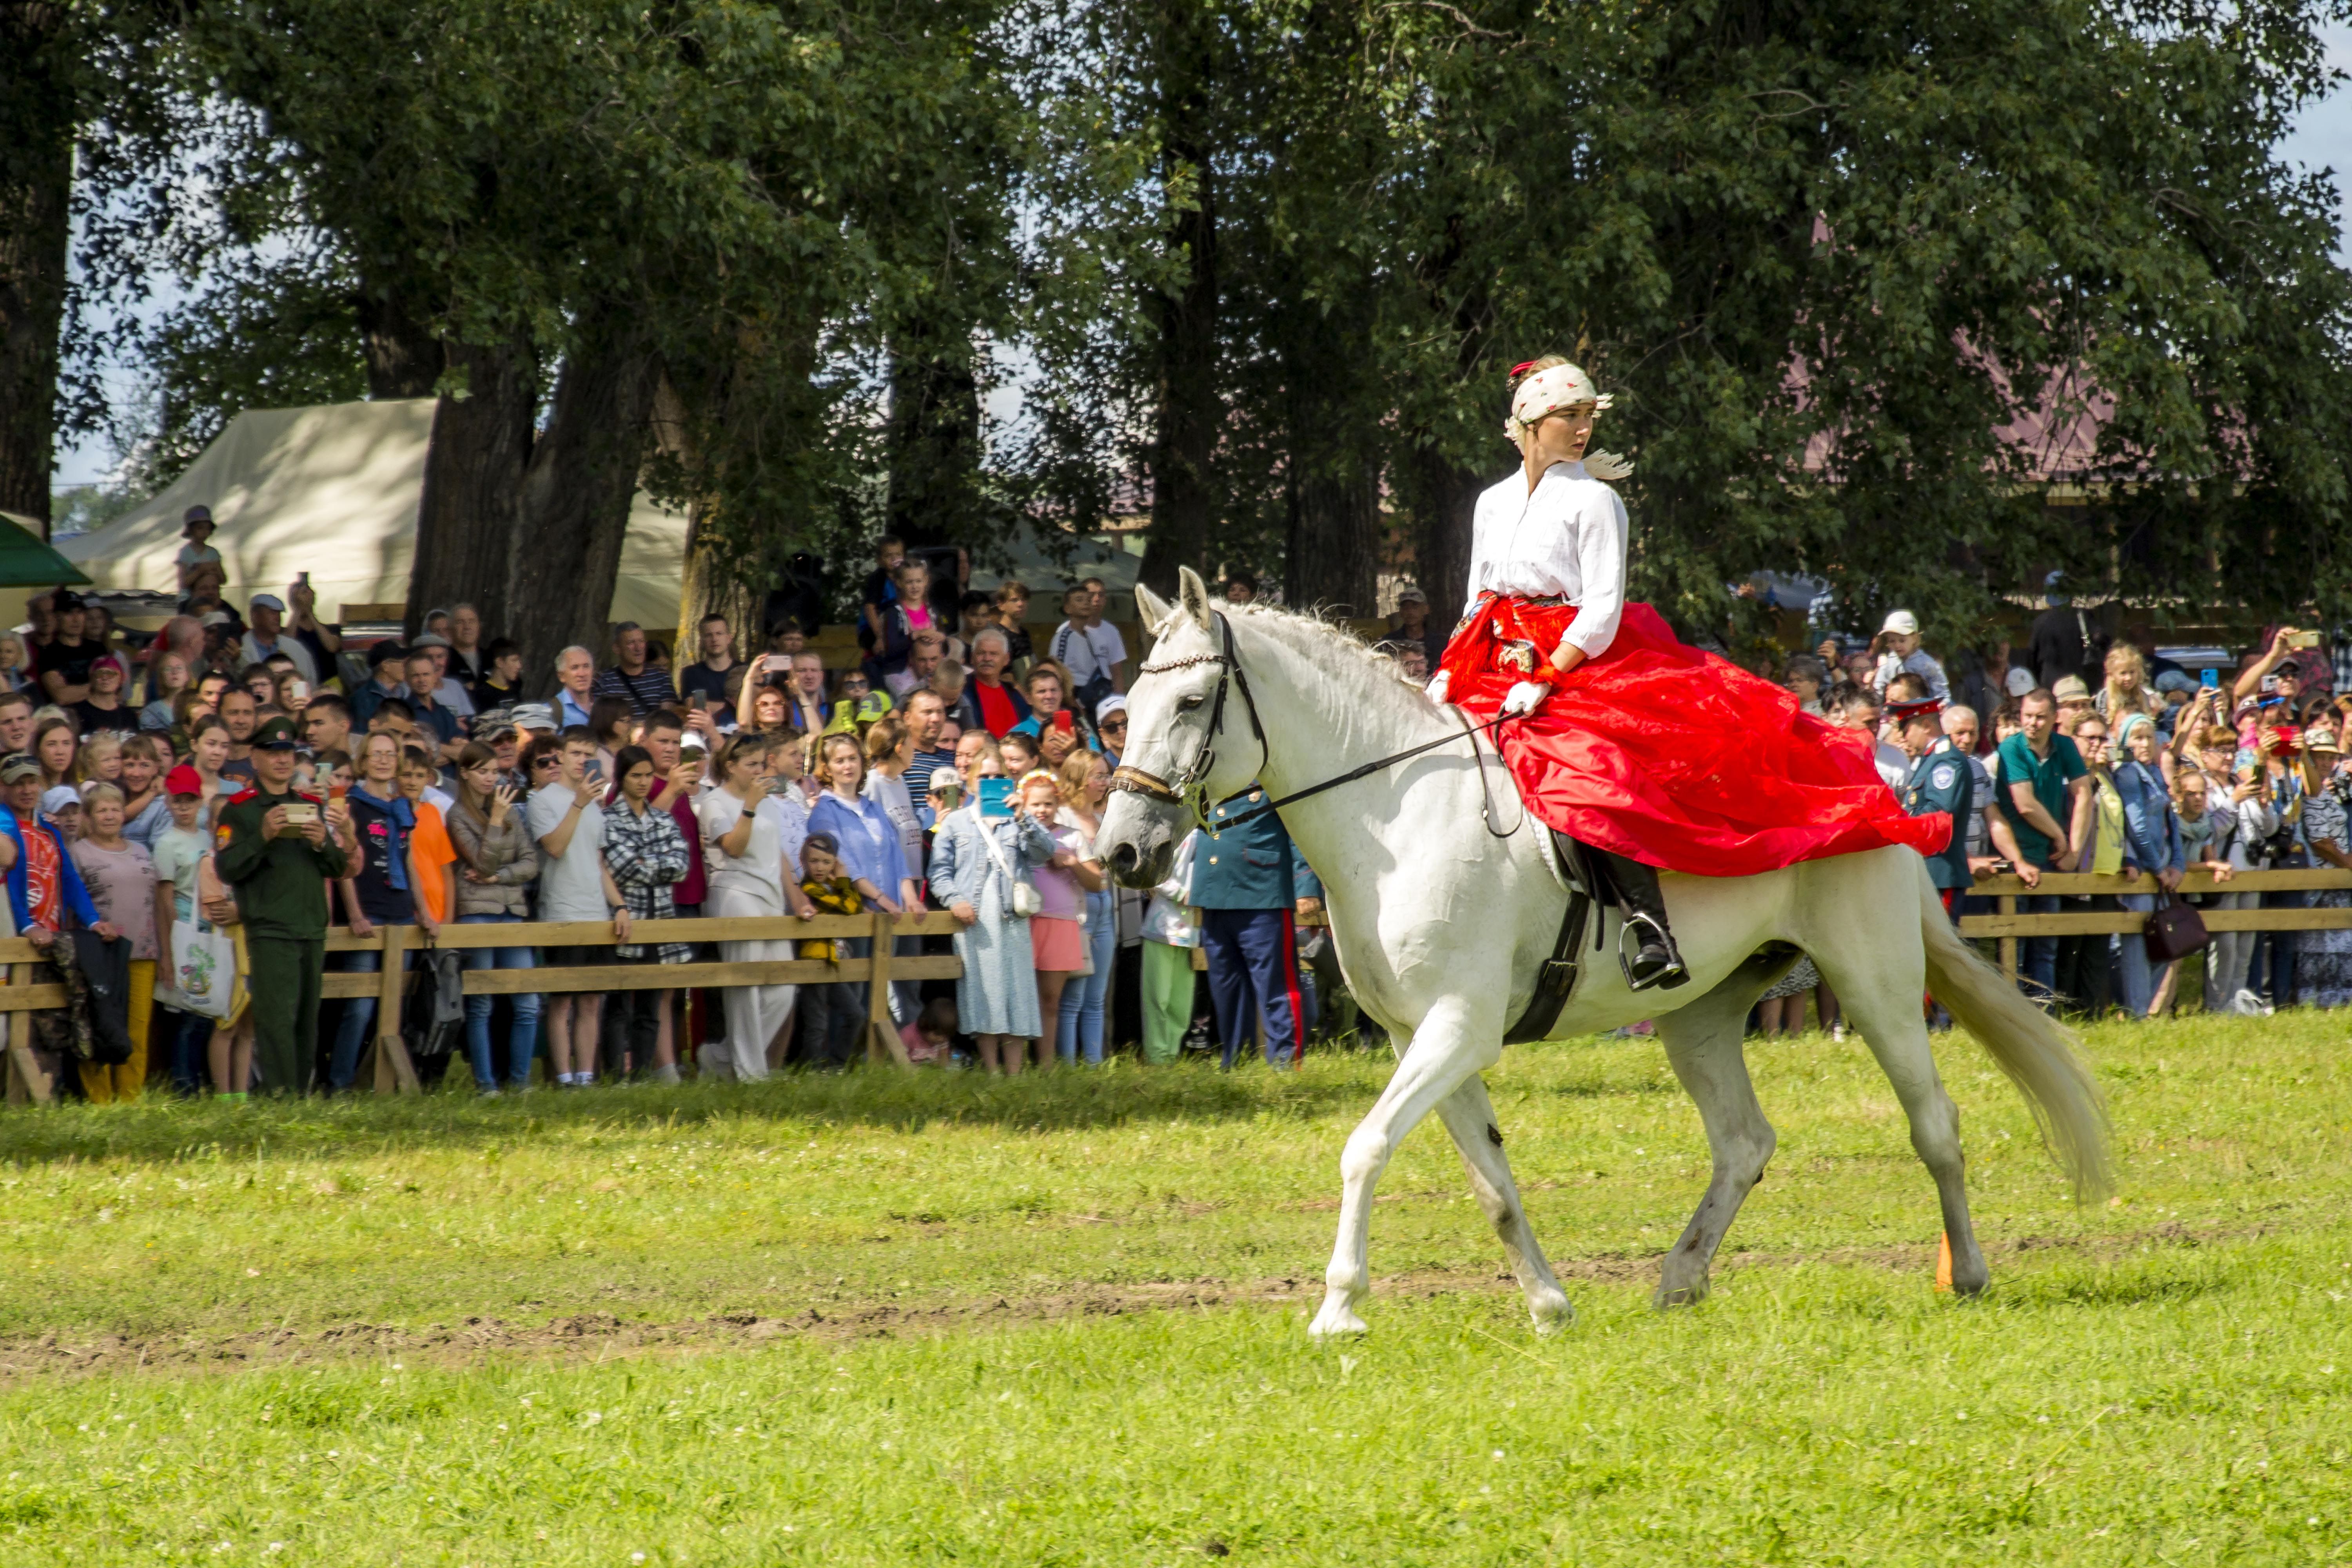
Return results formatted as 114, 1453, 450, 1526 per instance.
214, 716, 350, 1093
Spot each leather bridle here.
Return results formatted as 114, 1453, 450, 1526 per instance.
1110, 612, 1267, 829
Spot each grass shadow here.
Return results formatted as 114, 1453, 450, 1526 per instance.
0, 1053, 1388, 1168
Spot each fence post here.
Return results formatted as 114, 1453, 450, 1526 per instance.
865, 911, 912, 1069
3, 963, 52, 1105
372, 924, 422, 1093
1998, 891, 2017, 982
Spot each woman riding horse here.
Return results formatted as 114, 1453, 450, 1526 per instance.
1426, 356, 1948, 991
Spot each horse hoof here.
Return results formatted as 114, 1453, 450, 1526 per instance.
1308, 1298, 1370, 1339
1652, 1276, 1710, 1310
1529, 1294, 1575, 1335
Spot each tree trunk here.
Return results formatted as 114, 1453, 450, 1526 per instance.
1285, 461, 1379, 617
506, 311, 662, 672
1138, 0, 1220, 594
1409, 449, 1481, 625
408, 339, 535, 636
885, 330, 982, 546
0, 4, 74, 530
353, 274, 443, 400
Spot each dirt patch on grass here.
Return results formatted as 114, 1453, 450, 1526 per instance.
0, 1222, 2256, 1384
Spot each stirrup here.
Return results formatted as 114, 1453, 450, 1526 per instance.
1617, 911, 1690, 993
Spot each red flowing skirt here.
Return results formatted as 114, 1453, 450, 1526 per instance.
1440, 594, 1949, 877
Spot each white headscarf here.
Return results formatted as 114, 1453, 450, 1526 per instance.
1505, 361, 1633, 481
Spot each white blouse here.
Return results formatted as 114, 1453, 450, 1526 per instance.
1463, 460, 1628, 660
697, 789, 786, 911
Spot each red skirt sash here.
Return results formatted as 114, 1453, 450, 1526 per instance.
1439, 594, 1949, 877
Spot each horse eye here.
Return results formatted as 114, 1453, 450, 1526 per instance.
1178, 695, 1205, 712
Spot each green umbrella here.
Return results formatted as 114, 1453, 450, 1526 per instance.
0, 512, 93, 588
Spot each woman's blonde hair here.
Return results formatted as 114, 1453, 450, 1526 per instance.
75, 730, 122, 784
1055, 748, 1105, 807
2100, 643, 2154, 720
80, 780, 125, 809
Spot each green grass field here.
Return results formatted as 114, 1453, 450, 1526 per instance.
3, 1010, 2348, 1565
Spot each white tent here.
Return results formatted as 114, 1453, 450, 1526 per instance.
57, 397, 688, 626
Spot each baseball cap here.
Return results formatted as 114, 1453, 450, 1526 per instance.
90, 654, 124, 679
1880, 610, 1919, 637
409, 631, 452, 649
509, 702, 558, 734
1394, 583, 1428, 604
0, 754, 40, 784
251, 715, 301, 751
2004, 667, 2036, 698
53, 590, 83, 612
2051, 675, 2092, 703
200, 610, 235, 628
249, 593, 286, 613
40, 786, 80, 816
165, 764, 204, 797
1095, 694, 1128, 724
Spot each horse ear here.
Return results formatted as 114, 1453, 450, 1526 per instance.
1134, 583, 1173, 635
1176, 566, 1215, 633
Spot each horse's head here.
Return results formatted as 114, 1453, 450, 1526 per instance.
1098, 566, 1267, 888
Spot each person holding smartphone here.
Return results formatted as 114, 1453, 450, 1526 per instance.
447, 740, 542, 1091
929, 744, 1056, 1074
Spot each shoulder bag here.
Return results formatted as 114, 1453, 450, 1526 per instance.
2142, 890, 2209, 964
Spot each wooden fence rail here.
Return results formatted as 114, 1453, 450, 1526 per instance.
3, 910, 964, 1105
1958, 868, 2352, 980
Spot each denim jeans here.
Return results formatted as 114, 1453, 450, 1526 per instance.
1056, 890, 1116, 1064
2116, 893, 2156, 1017
459, 913, 541, 1088
330, 933, 416, 1089
2018, 893, 2062, 998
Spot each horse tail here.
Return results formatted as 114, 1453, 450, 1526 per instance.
1915, 864, 2112, 1203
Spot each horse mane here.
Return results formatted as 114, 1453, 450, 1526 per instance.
1223, 601, 1445, 728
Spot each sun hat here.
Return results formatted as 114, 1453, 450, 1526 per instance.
2051, 675, 2092, 704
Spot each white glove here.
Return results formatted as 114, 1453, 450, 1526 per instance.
1501, 681, 1552, 717
1423, 670, 1451, 705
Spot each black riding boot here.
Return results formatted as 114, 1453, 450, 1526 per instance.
1602, 851, 1689, 991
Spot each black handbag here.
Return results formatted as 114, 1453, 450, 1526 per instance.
2143, 891, 2210, 963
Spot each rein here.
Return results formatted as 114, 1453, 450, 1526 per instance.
1110, 610, 1520, 832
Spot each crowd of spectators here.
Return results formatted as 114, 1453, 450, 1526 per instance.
0, 521, 1345, 1102
1772, 571, 2352, 1024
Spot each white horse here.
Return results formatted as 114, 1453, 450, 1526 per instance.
1095, 568, 2109, 1338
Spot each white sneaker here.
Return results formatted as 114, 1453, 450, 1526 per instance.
2231, 989, 2275, 1017
1830, 1022, 1848, 1043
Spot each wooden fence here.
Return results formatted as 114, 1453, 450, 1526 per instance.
2, 910, 965, 1105
1958, 867, 2352, 979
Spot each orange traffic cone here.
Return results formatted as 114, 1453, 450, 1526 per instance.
1935, 1232, 1954, 1293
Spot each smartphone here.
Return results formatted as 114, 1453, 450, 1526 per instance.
288, 679, 309, 704
978, 777, 1014, 820
688, 692, 706, 713
2200, 668, 2218, 692
2287, 630, 2321, 650
329, 779, 349, 800
1053, 710, 1073, 735
1986, 859, 2014, 875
